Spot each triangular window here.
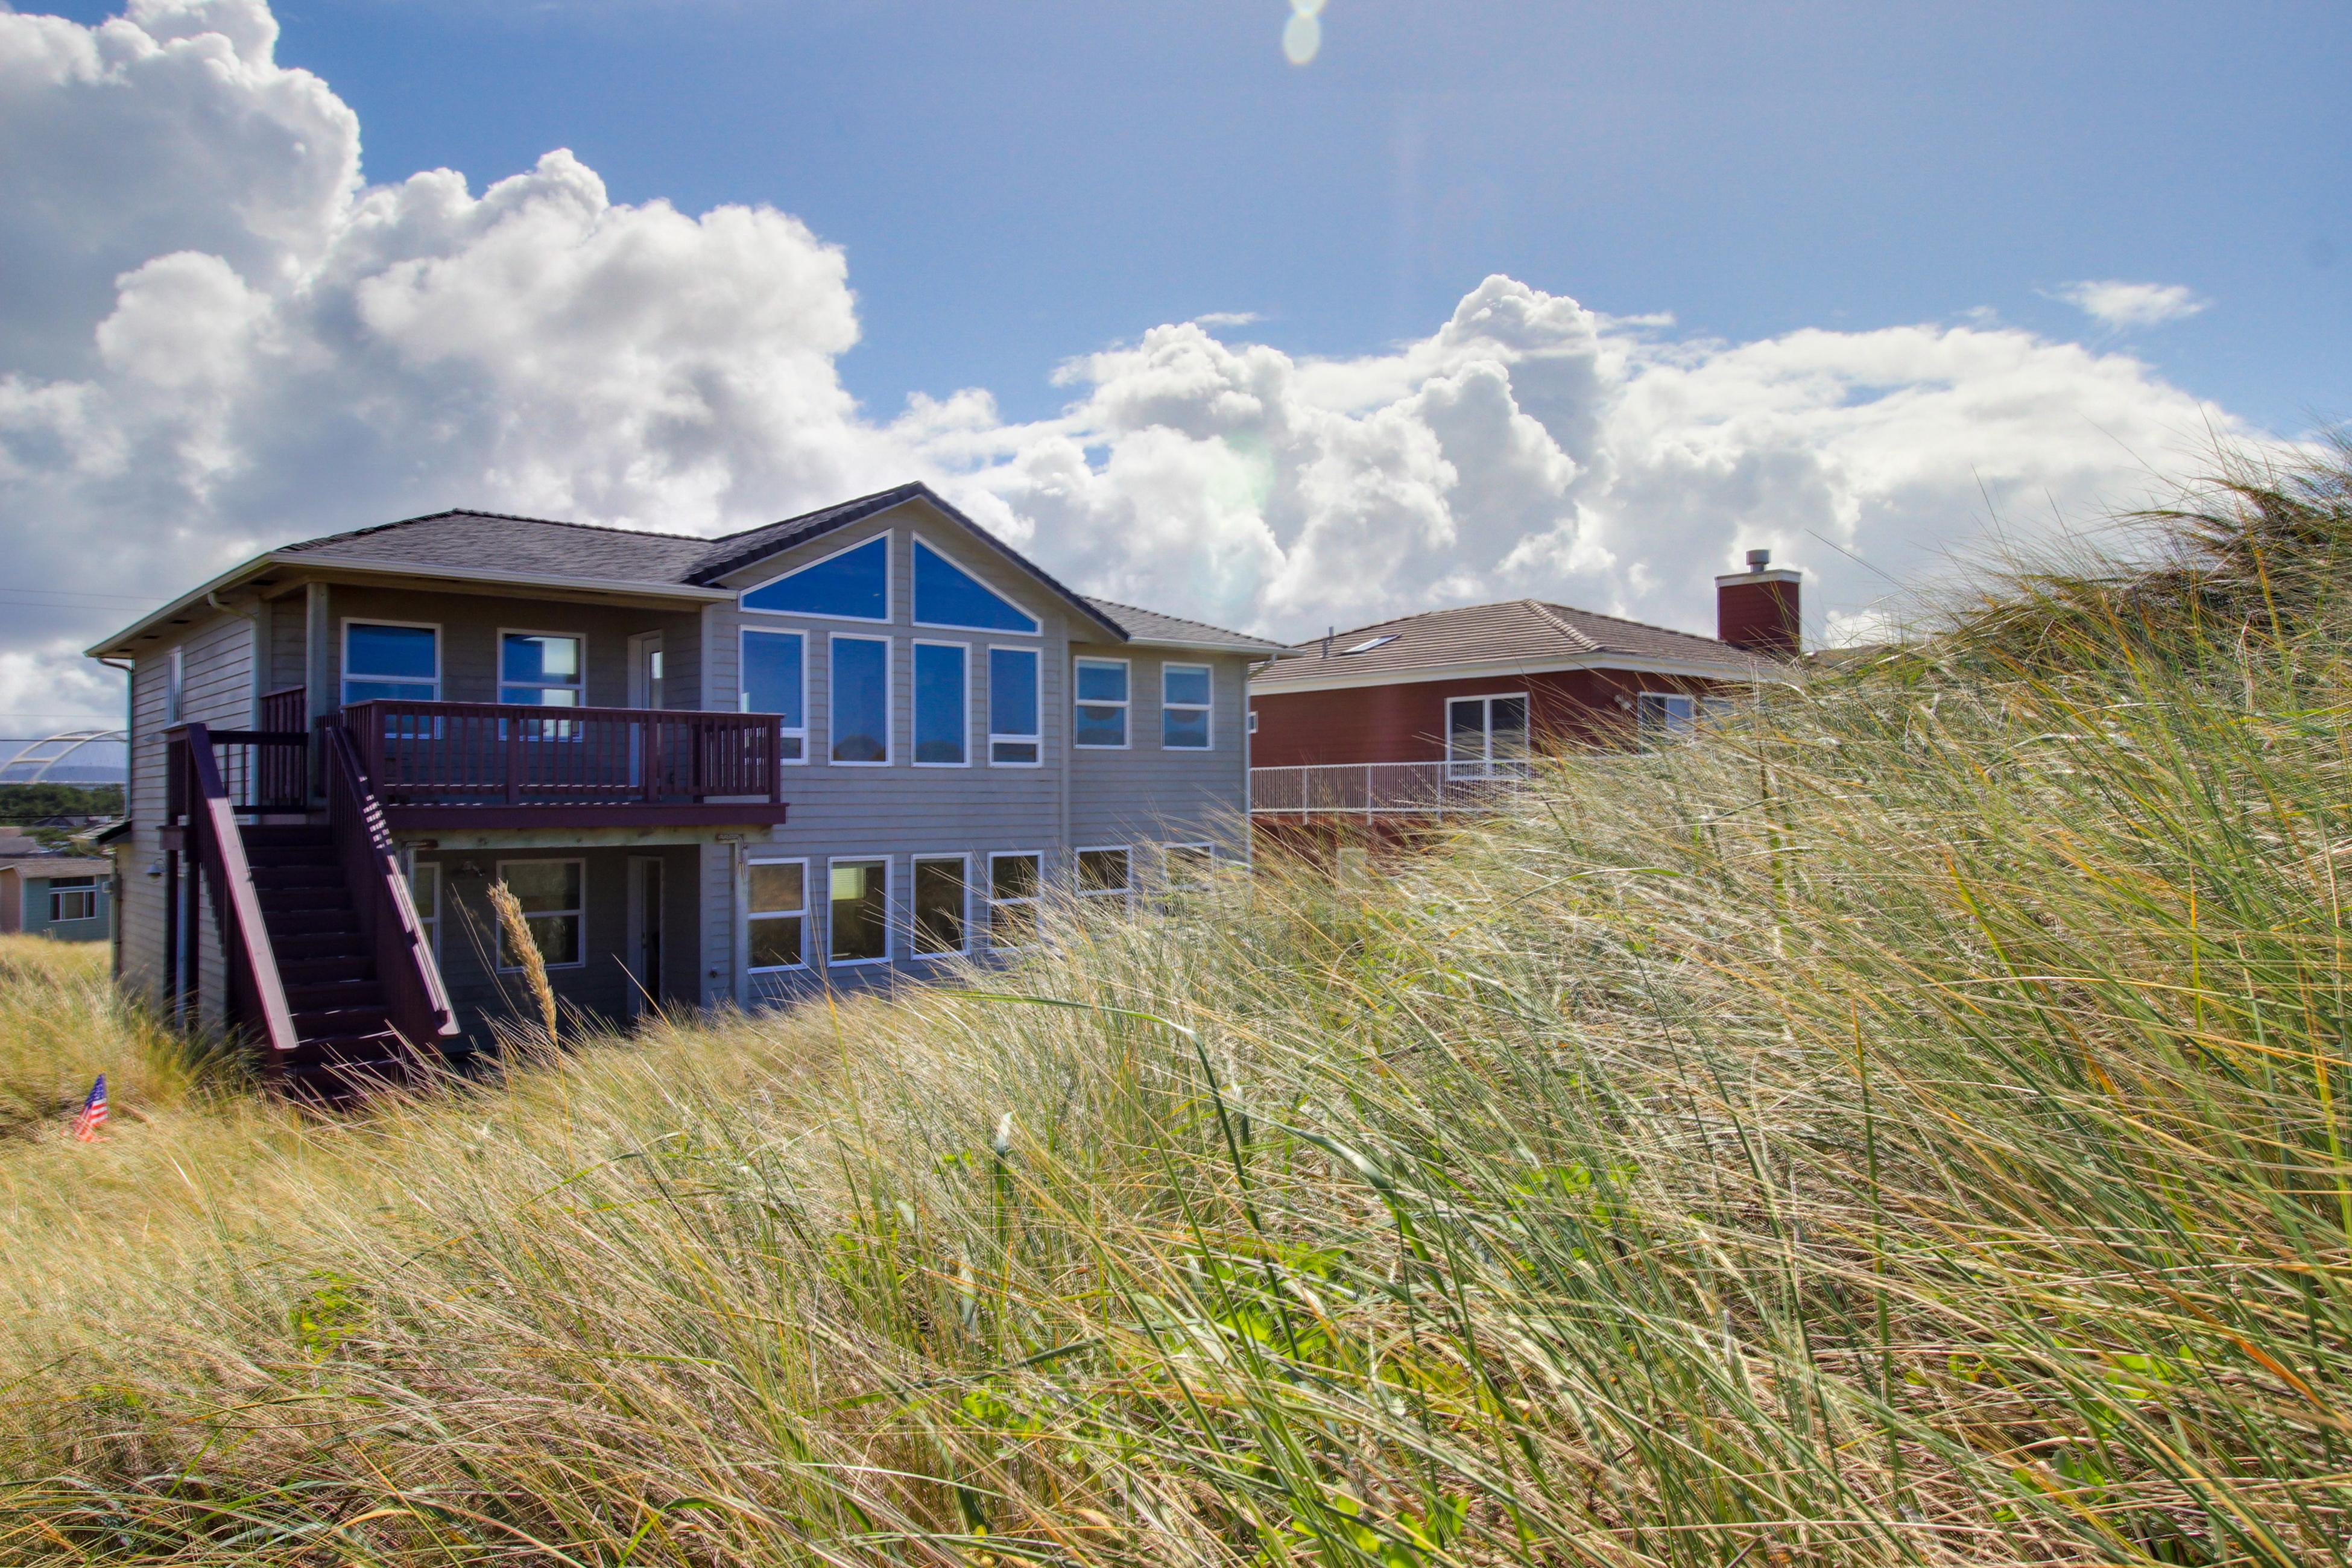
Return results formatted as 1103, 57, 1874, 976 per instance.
913, 539, 1040, 634
741, 535, 888, 621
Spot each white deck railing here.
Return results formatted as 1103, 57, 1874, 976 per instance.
1248, 760, 1532, 817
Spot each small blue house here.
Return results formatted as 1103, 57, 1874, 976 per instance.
0, 856, 113, 941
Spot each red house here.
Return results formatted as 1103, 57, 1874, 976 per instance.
1248, 552, 1799, 818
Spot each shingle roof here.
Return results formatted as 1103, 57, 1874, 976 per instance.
1082, 599, 1292, 656
1250, 598, 1781, 687
248, 485, 1286, 654
0, 856, 112, 877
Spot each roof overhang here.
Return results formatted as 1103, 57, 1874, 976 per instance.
1248, 651, 1794, 696
87, 552, 732, 658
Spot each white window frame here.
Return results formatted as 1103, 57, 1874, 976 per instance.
1160, 662, 1214, 750
987, 644, 1043, 768
494, 857, 586, 972
826, 855, 893, 967
163, 647, 185, 725
909, 536, 1043, 636
1073, 656, 1131, 750
909, 639, 972, 769
738, 627, 810, 764
827, 633, 894, 767
745, 855, 811, 973
1637, 690, 1698, 744
909, 853, 972, 959
405, 856, 442, 964
1075, 844, 1134, 909
496, 627, 588, 709
1248, 708, 1259, 735
738, 531, 893, 624
1446, 692, 1529, 779
48, 878, 98, 923
987, 850, 1045, 951
1160, 842, 1215, 892
341, 619, 442, 706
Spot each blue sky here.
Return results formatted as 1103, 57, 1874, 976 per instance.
1, 0, 2344, 727
44, 0, 2346, 428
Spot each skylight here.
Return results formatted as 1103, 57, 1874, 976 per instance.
1341, 634, 1399, 655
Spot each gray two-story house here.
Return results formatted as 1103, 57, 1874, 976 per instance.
88, 483, 1286, 1090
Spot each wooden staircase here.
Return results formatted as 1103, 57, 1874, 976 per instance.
245, 824, 423, 1093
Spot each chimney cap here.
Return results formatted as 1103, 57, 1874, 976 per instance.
1745, 548, 1771, 570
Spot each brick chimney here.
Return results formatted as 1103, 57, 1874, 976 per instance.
1715, 548, 1801, 658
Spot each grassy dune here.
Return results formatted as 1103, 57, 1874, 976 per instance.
5, 448, 2352, 1565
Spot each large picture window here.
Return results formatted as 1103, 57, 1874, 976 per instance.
343, 621, 438, 705
911, 856, 969, 956
499, 631, 583, 706
747, 858, 808, 971
1446, 694, 1528, 779
1074, 657, 1129, 748
988, 646, 1040, 765
47, 877, 98, 923
988, 852, 1042, 949
829, 635, 890, 764
829, 858, 890, 965
912, 539, 1041, 634
741, 534, 888, 621
1161, 663, 1212, 749
741, 629, 808, 762
496, 859, 584, 970
912, 642, 969, 766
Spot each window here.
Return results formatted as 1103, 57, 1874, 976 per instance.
499, 631, 584, 707
747, 858, 808, 972
406, 859, 440, 960
829, 635, 890, 764
911, 856, 969, 956
741, 534, 888, 621
988, 853, 1042, 949
912, 642, 969, 766
343, 621, 438, 705
1076, 847, 1132, 908
1446, 694, 1529, 778
1341, 634, 1398, 654
829, 858, 890, 964
496, 859, 584, 970
163, 648, 185, 724
1248, 709, 1259, 735
988, 646, 1041, 765
1637, 691, 1725, 742
47, 877, 98, 923
1074, 657, 1129, 748
1162, 843, 1214, 891
913, 539, 1041, 634
1162, 663, 1212, 749
741, 629, 808, 762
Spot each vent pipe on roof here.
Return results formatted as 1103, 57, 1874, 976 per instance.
1323, 626, 1333, 657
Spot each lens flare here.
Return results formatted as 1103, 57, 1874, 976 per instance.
1282, 10, 1321, 64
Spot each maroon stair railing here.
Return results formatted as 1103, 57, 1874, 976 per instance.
166, 724, 299, 1055
323, 722, 457, 1052
336, 700, 786, 808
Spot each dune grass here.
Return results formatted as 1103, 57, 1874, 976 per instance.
5, 446, 2352, 1564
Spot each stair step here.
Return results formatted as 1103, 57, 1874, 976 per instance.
252, 864, 344, 890
294, 1006, 391, 1039
259, 885, 354, 913
242, 825, 332, 848
272, 929, 364, 961
287, 981, 385, 1012
278, 956, 372, 985
245, 846, 338, 871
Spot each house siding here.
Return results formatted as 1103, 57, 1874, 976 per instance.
4, 868, 113, 941
1248, 668, 1736, 767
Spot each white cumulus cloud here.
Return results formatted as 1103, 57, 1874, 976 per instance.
2053, 279, 2210, 332
0, 0, 2272, 732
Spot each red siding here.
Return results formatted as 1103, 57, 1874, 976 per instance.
1249, 668, 1730, 767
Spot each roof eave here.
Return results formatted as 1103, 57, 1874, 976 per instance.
84, 552, 279, 659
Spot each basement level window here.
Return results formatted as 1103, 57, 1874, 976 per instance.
1341, 634, 1398, 654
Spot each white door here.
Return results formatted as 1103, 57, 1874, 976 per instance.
625, 855, 663, 1019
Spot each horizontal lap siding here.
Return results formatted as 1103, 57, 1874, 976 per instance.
324, 586, 702, 709
1248, 668, 1737, 766
1067, 650, 1253, 865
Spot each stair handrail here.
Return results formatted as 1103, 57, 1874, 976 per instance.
323, 721, 458, 1048
177, 722, 300, 1055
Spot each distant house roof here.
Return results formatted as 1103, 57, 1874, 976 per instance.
0, 856, 110, 878
1251, 598, 1785, 691
95, 483, 1288, 657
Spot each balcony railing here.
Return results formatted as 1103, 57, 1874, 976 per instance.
335, 700, 788, 809
165, 726, 309, 820
1249, 760, 1532, 818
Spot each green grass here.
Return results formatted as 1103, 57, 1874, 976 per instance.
5, 444, 2352, 1564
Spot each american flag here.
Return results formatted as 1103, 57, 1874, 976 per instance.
70, 1074, 107, 1142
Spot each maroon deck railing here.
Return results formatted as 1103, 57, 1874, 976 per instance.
323, 722, 457, 1051
168, 727, 309, 818
164, 724, 298, 1055
334, 700, 787, 808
